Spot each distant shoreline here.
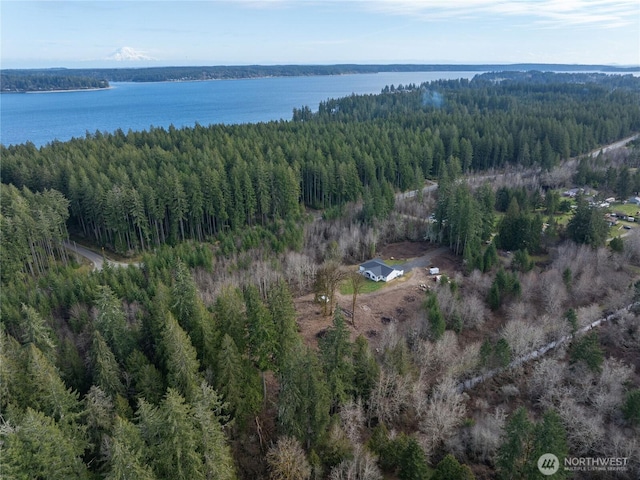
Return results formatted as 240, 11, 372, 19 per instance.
3, 63, 638, 93
18, 86, 113, 94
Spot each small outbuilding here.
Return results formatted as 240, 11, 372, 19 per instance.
359, 259, 404, 282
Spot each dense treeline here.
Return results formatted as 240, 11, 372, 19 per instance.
3, 64, 636, 87
476, 70, 640, 88
2, 72, 639, 260
0, 73, 109, 92
0, 245, 279, 479
1, 184, 71, 282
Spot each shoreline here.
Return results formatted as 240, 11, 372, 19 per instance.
3, 86, 114, 94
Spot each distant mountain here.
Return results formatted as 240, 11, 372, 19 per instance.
106, 47, 155, 62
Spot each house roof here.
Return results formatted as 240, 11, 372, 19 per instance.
360, 259, 398, 278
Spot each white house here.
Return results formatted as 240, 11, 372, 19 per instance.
359, 259, 404, 282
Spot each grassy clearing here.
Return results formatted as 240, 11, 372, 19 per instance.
339, 271, 412, 295
385, 258, 408, 266
610, 203, 640, 216
340, 279, 387, 295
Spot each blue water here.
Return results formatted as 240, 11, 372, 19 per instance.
0, 71, 479, 147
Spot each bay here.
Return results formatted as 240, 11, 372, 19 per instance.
0, 71, 479, 148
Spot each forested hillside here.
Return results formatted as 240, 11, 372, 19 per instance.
3, 64, 636, 89
2, 72, 640, 479
2, 73, 639, 260
0, 73, 109, 93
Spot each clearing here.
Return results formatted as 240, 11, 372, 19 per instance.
294, 241, 460, 348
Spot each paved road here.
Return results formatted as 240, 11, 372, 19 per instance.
396, 181, 438, 200
63, 241, 133, 271
588, 133, 639, 157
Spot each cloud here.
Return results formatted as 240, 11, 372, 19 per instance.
106, 46, 156, 62
364, 0, 639, 28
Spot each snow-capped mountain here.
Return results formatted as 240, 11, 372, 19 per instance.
106, 47, 155, 62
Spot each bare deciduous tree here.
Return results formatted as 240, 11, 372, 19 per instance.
466, 269, 492, 298
556, 395, 605, 456
530, 357, 566, 405
266, 436, 312, 480
340, 398, 365, 446
328, 446, 382, 480
576, 304, 602, 329
368, 367, 413, 428
591, 358, 634, 417
348, 271, 366, 327
501, 319, 544, 358
418, 376, 468, 459
539, 270, 568, 316
467, 407, 506, 463
459, 294, 487, 329
414, 333, 479, 383
314, 261, 347, 317
283, 251, 316, 295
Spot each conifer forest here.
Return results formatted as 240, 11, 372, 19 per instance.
2, 71, 640, 479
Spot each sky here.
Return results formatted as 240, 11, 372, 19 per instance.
1, 0, 639, 69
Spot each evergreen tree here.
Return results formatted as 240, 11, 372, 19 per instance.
215, 333, 262, 426
352, 335, 380, 402
609, 236, 623, 252
244, 284, 276, 399
94, 285, 131, 361
398, 437, 429, 480
496, 407, 533, 480
137, 389, 203, 480
268, 280, 301, 371
83, 385, 115, 466
18, 303, 56, 359
569, 332, 604, 373
433, 454, 475, 480
192, 382, 237, 480
622, 389, 640, 426
319, 313, 354, 411
511, 249, 533, 272
426, 293, 446, 340
566, 197, 608, 247
170, 260, 198, 332
1, 408, 90, 480
126, 350, 165, 405
278, 345, 331, 449
162, 312, 201, 402
530, 411, 568, 480
497, 407, 567, 480
104, 415, 157, 480
91, 330, 125, 398
482, 242, 499, 273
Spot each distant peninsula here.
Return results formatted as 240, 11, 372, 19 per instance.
2, 63, 638, 92
1, 73, 110, 93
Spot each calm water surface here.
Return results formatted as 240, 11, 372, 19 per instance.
1, 71, 479, 147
